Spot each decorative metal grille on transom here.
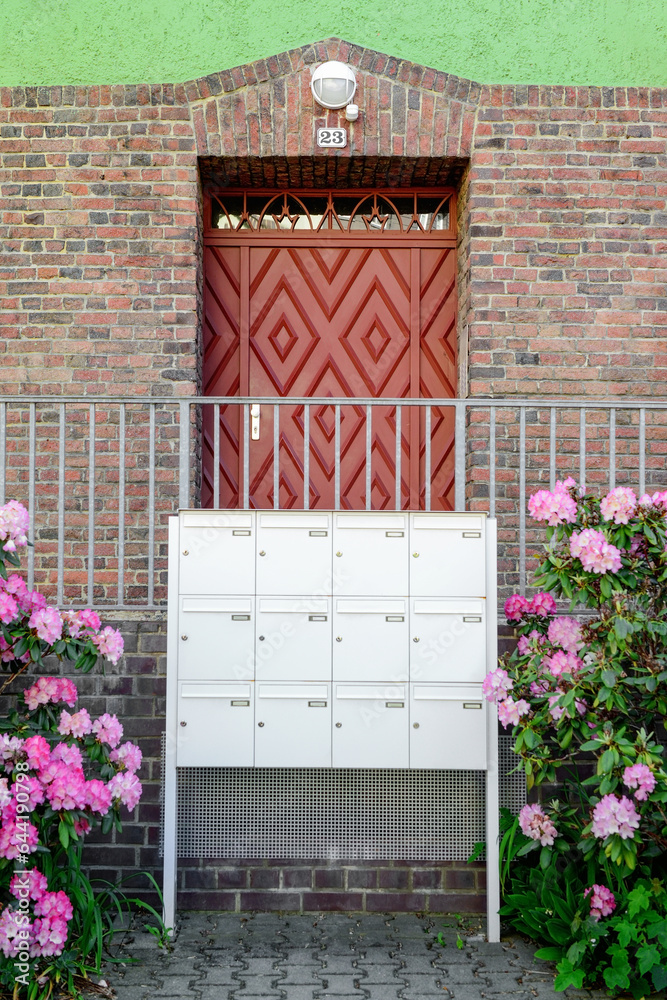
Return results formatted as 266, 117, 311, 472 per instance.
166, 739, 525, 861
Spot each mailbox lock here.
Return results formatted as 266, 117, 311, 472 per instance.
335, 551, 342, 557
257, 721, 265, 727
413, 723, 420, 729
182, 549, 189, 556
259, 550, 266, 556
412, 637, 420, 643
336, 636, 343, 642
258, 635, 265, 641
180, 721, 187, 727
181, 635, 188, 641
412, 552, 419, 558
335, 722, 342, 728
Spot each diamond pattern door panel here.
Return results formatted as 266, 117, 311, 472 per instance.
202, 190, 457, 511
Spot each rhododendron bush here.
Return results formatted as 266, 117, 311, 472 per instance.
0, 502, 162, 998
488, 482, 667, 997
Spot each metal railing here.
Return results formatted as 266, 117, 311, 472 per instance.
0, 396, 665, 609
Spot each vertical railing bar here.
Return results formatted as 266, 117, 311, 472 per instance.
425, 404, 432, 512
213, 403, 220, 508
57, 404, 65, 607
147, 404, 155, 608
519, 406, 526, 597
273, 404, 279, 510
609, 408, 616, 491
549, 407, 556, 491
303, 404, 310, 510
178, 401, 190, 510
454, 402, 465, 511
87, 403, 95, 606
489, 407, 496, 519
334, 405, 341, 511
579, 407, 586, 493
0, 402, 5, 505
242, 404, 250, 509
639, 408, 646, 497
365, 405, 372, 511
27, 403, 36, 590
395, 405, 402, 510
117, 405, 126, 608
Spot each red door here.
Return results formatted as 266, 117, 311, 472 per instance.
202, 191, 457, 510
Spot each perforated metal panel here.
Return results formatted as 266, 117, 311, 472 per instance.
160, 734, 525, 862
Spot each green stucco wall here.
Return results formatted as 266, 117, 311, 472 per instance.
1, 0, 665, 87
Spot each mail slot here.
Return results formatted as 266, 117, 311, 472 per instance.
409, 513, 486, 597
254, 683, 331, 767
409, 598, 486, 683
332, 684, 409, 768
333, 513, 408, 596
179, 512, 255, 595
409, 684, 487, 769
255, 597, 331, 681
256, 512, 332, 595
178, 597, 254, 681
177, 682, 254, 767
333, 598, 408, 682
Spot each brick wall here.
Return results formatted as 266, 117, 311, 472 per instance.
1, 37, 665, 914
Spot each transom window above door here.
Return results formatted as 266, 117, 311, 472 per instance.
207, 189, 453, 235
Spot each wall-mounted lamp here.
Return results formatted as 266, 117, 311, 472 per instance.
310, 60, 357, 110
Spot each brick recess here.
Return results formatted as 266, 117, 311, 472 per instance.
1, 37, 666, 913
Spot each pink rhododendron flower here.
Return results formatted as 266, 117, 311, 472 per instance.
517, 630, 546, 655
584, 884, 616, 922
110, 741, 143, 774
31, 915, 69, 957
543, 649, 582, 678
28, 605, 63, 644
0, 778, 11, 811
482, 668, 513, 704
91, 626, 124, 665
12, 775, 45, 811
91, 713, 123, 749
20, 589, 47, 614
40, 761, 86, 811
519, 803, 558, 846
600, 487, 637, 525
570, 529, 622, 574
107, 772, 142, 811
0, 592, 18, 624
530, 679, 550, 696
10, 868, 48, 902
0, 500, 30, 553
58, 708, 92, 739
0, 907, 30, 958
547, 616, 583, 653
504, 594, 531, 622
83, 779, 112, 815
528, 480, 578, 526
497, 697, 531, 728
34, 890, 73, 922
591, 794, 640, 840
24, 676, 77, 711
623, 763, 656, 802
2, 574, 28, 601
23, 734, 51, 772
528, 592, 557, 617
0, 805, 39, 859
51, 742, 83, 768
74, 817, 91, 836
548, 691, 587, 722
63, 608, 101, 637
0, 734, 24, 771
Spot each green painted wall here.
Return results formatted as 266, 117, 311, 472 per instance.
1, 0, 665, 87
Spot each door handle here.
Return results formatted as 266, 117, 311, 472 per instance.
250, 403, 260, 440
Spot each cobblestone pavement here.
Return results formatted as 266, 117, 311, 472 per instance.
107, 912, 612, 1000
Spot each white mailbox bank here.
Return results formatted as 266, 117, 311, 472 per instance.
163, 510, 499, 939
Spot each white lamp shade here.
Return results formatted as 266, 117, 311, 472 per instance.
310, 61, 357, 110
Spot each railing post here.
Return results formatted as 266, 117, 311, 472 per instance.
179, 401, 190, 510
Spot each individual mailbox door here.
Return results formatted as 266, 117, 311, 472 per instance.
179, 512, 255, 595
332, 684, 409, 768
255, 598, 331, 681
410, 514, 486, 597
333, 598, 408, 682
256, 512, 332, 595
409, 598, 486, 683
410, 685, 486, 769
177, 682, 254, 767
254, 684, 331, 767
178, 597, 254, 681
333, 513, 408, 596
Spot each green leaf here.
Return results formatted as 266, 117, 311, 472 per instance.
601, 668, 618, 687
58, 822, 70, 850
600, 748, 616, 772
637, 943, 660, 976
603, 966, 630, 990
534, 946, 563, 962
554, 961, 585, 992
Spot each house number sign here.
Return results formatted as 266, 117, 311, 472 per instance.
317, 128, 347, 147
